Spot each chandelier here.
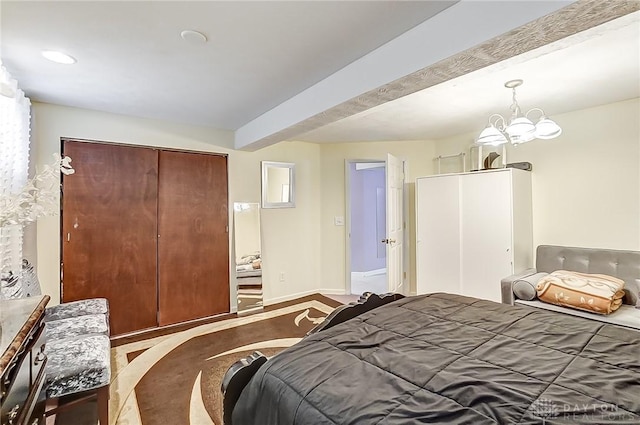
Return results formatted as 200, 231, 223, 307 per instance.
476, 79, 562, 146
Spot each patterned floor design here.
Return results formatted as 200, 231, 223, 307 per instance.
108, 294, 339, 425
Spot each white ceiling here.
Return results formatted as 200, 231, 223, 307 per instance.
298, 11, 640, 143
0, 0, 455, 130
1, 2, 638, 149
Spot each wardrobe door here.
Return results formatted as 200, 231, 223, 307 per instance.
459, 170, 513, 302
157, 151, 229, 326
415, 175, 462, 295
62, 141, 159, 335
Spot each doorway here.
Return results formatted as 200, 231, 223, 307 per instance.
345, 160, 387, 295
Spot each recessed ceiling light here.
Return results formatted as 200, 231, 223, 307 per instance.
42, 50, 76, 64
180, 30, 207, 44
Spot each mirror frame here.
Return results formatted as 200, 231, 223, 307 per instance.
261, 161, 295, 209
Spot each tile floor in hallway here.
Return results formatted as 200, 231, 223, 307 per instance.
350, 272, 387, 296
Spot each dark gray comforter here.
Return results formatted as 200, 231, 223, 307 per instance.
232, 293, 640, 424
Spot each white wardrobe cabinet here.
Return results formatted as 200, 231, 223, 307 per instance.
415, 168, 532, 303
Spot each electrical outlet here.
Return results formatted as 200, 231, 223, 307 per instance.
279, 272, 285, 282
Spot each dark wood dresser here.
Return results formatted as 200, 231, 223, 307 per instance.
0, 296, 49, 425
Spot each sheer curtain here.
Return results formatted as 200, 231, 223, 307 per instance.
0, 64, 31, 298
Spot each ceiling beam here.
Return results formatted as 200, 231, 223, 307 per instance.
234, 0, 575, 151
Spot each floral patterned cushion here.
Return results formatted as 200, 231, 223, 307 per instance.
45, 314, 109, 341
45, 334, 111, 399
45, 298, 109, 322
536, 270, 626, 315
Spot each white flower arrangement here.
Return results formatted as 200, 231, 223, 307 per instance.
0, 153, 75, 228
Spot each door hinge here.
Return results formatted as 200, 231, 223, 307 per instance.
226, 225, 229, 233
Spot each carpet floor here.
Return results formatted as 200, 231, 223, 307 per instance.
55, 294, 341, 425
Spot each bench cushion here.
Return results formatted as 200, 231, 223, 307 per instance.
45, 334, 111, 398
45, 314, 110, 340
45, 298, 109, 322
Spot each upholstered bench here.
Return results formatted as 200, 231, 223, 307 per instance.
43, 300, 111, 425
45, 334, 111, 423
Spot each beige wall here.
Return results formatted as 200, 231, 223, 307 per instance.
316, 141, 437, 295
433, 98, 640, 252
31, 102, 322, 308
30, 98, 640, 309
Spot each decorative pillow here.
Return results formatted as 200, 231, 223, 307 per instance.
513, 272, 548, 300
536, 270, 625, 315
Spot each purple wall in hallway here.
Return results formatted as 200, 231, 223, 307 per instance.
350, 163, 386, 272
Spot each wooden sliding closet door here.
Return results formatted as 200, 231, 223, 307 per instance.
157, 151, 229, 326
62, 141, 159, 335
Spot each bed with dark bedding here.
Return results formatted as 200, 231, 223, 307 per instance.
224, 292, 640, 424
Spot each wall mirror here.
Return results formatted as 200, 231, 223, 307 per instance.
261, 161, 295, 208
233, 202, 263, 316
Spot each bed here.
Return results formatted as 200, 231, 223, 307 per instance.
222, 246, 640, 425
236, 252, 262, 279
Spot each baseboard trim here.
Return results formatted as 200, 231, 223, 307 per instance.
264, 288, 346, 306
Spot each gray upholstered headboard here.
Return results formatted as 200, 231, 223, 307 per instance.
536, 245, 640, 305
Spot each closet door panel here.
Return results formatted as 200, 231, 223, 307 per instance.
62, 141, 159, 335
157, 151, 229, 326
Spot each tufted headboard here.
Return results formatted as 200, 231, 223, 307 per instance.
536, 245, 640, 306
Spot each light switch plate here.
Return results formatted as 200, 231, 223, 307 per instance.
334, 216, 345, 226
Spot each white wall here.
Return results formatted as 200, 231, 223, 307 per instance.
433, 98, 640, 251
31, 102, 322, 307
316, 140, 437, 295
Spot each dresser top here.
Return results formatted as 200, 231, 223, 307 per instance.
0, 295, 49, 375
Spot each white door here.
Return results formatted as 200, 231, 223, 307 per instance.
385, 153, 404, 294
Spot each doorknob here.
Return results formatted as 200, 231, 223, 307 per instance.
381, 239, 396, 244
